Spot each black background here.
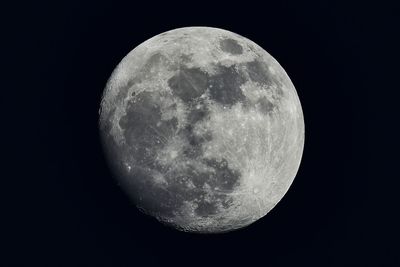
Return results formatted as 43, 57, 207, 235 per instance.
3, 1, 397, 266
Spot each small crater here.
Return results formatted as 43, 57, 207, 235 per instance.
220, 38, 243, 55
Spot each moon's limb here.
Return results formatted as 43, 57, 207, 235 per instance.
99, 27, 304, 233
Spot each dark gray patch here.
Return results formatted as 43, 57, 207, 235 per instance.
274, 86, 284, 99
119, 91, 177, 165
208, 65, 246, 106
189, 157, 241, 217
246, 60, 275, 85
128, 156, 240, 220
171, 157, 240, 192
186, 103, 209, 124
150, 168, 208, 217
168, 67, 208, 102
179, 101, 212, 159
182, 144, 202, 159
195, 202, 218, 217
116, 90, 240, 221
243, 60, 285, 102
186, 126, 207, 147
180, 53, 193, 64
257, 97, 275, 114
221, 197, 234, 209
185, 166, 212, 188
180, 125, 212, 159
204, 158, 241, 191
220, 38, 243, 55
144, 53, 165, 70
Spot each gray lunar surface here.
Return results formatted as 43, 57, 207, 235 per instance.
99, 27, 304, 233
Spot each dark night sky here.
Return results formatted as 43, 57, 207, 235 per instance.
3, 1, 398, 266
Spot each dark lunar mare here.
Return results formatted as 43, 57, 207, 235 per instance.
162, 157, 241, 218
219, 38, 243, 55
167, 66, 208, 103
245, 59, 284, 97
168, 63, 247, 107
207, 65, 247, 106
117, 91, 180, 216
239, 59, 285, 115
113, 88, 241, 220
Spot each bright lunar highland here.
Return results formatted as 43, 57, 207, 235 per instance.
99, 27, 304, 233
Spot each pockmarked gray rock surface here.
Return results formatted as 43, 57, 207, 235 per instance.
99, 27, 304, 233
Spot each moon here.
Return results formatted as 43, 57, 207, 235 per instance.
99, 27, 304, 233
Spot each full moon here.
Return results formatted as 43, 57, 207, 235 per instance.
99, 27, 304, 233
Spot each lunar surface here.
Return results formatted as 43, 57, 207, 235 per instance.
99, 27, 304, 233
